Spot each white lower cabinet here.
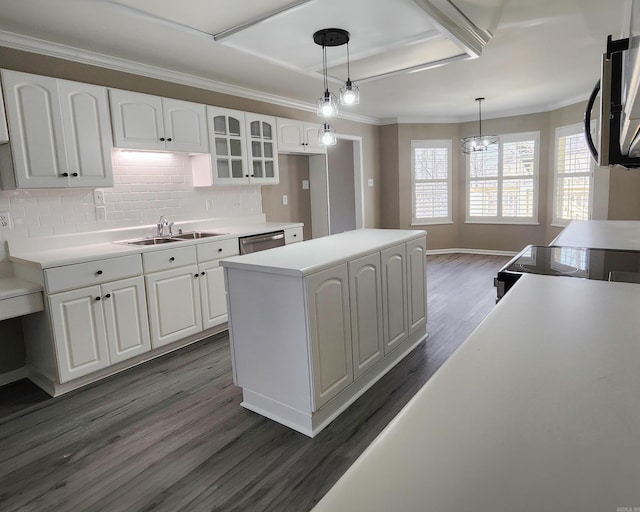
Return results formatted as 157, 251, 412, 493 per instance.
145, 264, 202, 348
381, 244, 409, 353
102, 276, 152, 364
198, 260, 227, 330
49, 285, 109, 383
49, 275, 150, 383
306, 264, 353, 409
348, 252, 384, 378
407, 237, 427, 334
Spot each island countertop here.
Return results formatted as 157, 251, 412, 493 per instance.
312, 274, 640, 511
220, 228, 426, 277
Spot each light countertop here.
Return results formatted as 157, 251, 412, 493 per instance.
7, 220, 302, 269
552, 219, 640, 250
220, 229, 426, 277
312, 274, 640, 512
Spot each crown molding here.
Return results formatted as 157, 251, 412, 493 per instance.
0, 29, 381, 126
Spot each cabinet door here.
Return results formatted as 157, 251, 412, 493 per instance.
109, 89, 165, 150
381, 244, 409, 353
276, 118, 306, 153
207, 106, 249, 185
306, 264, 353, 409
145, 265, 202, 348
348, 252, 384, 378
406, 237, 427, 334
162, 98, 208, 153
199, 260, 227, 330
2, 70, 69, 188
102, 276, 151, 364
49, 286, 109, 383
245, 113, 279, 185
58, 80, 113, 187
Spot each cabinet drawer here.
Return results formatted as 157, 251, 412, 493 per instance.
285, 227, 303, 244
143, 245, 197, 273
45, 254, 142, 293
197, 237, 239, 262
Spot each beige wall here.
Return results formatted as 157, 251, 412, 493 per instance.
261, 155, 312, 240
379, 124, 400, 228
608, 166, 640, 219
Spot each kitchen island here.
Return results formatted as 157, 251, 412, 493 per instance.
311, 274, 640, 511
221, 228, 427, 437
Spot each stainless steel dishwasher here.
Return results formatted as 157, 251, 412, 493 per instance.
238, 230, 286, 254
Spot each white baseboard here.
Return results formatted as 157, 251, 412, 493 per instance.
426, 248, 517, 257
0, 366, 28, 387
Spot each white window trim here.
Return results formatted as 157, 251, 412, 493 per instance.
552, 123, 595, 227
465, 131, 540, 225
411, 139, 453, 225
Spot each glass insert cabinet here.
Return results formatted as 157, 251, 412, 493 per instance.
203, 107, 279, 186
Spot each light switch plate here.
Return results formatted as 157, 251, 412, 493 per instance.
302, 179, 309, 190
368, 178, 374, 187
93, 189, 105, 205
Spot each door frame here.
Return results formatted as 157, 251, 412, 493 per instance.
334, 133, 365, 230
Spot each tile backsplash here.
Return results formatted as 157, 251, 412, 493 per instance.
0, 150, 262, 275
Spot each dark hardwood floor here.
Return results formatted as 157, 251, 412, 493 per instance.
0, 253, 509, 512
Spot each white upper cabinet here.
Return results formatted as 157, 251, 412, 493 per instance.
245, 113, 279, 185
0, 79, 8, 144
109, 89, 208, 153
276, 117, 326, 154
192, 107, 279, 186
1, 70, 113, 188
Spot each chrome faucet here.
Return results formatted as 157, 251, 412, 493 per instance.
156, 215, 168, 236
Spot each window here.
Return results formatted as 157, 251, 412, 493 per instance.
466, 131, 539, 224
553, 123, 594, 225
411, 140, 452, 224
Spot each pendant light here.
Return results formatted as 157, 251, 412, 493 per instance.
318, 122, 337, 146
340, 41, 360, 105
461, 97, 499, 154
314, 29, 344, 118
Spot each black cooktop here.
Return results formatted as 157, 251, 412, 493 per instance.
495, 245, 640, 299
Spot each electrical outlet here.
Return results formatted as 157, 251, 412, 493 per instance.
95, 206, 106, 222
0, 211, 12, 229
282, 195, 288, 205
93, 189, 105, 206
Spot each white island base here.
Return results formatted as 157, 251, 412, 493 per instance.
240, 330, 427, 437
222, 229, 428, 437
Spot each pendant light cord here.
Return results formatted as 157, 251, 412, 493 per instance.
322, 43, 328, 91
346, 42, 351, 80
478, 98, 483, 138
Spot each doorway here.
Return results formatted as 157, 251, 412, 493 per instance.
309, 134, 364, 238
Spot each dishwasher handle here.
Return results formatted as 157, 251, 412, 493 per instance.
240, 232, 284, 246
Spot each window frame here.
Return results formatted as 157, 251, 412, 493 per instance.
410, 139, 453, 225
552, 123, 595, 227
465, 131, 540, 225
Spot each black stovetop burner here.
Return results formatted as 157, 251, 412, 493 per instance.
494, 245, 640, 300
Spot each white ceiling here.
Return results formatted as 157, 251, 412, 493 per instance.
0, 0, 629, 124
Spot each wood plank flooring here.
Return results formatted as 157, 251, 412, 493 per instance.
0, 253, 509, 512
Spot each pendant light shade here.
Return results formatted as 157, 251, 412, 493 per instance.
318, 122, 337, 145
461, 97, 499, 154
317, 89, 339, 117
339, 42, 359, 105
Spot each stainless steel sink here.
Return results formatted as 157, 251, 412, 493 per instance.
117, 231, 228, 246
120, 237, 181, 246
173, 231, 229, 240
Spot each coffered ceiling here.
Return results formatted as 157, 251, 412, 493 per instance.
0, 0, 629, 123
